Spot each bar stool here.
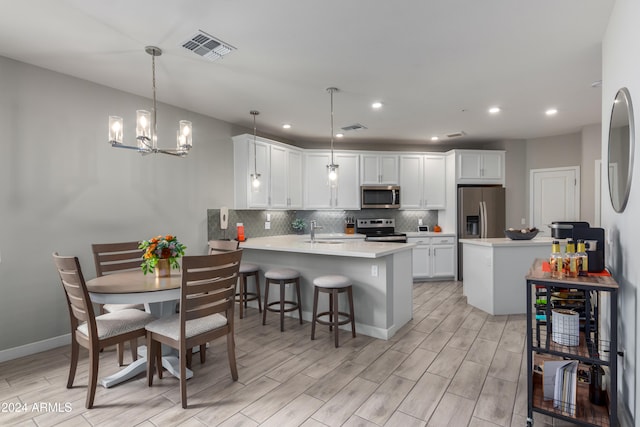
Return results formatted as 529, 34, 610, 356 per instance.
263, 268, 303, 332
237, 263, 262, 319
311, 275, 356, 347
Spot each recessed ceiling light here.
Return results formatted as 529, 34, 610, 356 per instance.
545, 108, 558, 116
336, 133, 344, 138
431, 136, 439, 141
372, 101, 383, 109
488, 107, 501, 114
282, 123, 291, 129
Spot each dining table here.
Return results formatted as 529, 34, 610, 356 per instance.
86, 270, 193, 388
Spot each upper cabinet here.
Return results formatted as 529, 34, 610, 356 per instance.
399, 154, 446, 209
304, 151, 360, 209
361, 153, 399, 184
233, 135, 303, 209
456, 150, 505, 185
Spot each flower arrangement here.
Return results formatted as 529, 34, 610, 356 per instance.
139, 235, 186, 275
291, 218, 306, 233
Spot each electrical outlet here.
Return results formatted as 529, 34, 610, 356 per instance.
265, 221, 271, 229
521, 218, 526, 225
266, 213, 271, 221
371, 265, 378, 277
418, 218, 423, 226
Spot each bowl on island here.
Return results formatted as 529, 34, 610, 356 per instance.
504, 227, 540, 240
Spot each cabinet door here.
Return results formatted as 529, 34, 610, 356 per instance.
379, 155, 399, 184
457, 151, 483, 180
399, 155, 424, 209
334, 152, 360, 209
480, 152, 504, 180
410, 241, 431, 278
287, 150, 303, 208
269, 145, 288, 208
248, 141, 270, 208
431, 244, 455, 277
423, 155, 446, 209
361, 154, 381, 184
303, 152, 333, 209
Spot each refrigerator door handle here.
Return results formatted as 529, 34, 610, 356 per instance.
480, 201, 487, 238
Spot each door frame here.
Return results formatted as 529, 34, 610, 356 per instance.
529, 166, 580, 234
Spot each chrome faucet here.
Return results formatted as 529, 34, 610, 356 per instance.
310, 220, 323, 242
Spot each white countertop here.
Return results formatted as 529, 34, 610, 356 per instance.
405, 232, 455, 238
459, 237, 555, 247
239, 234, 415, 258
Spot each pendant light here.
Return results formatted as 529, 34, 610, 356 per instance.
326, 87, 339, 187
250, 110, 261, 191
108, 46, 192, 156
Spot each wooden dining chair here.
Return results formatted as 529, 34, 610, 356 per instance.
91, 241, 145, 366
145, 250, 242, 408
52, 252, 156, 409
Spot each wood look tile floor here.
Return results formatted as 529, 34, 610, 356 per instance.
0, 281, 559, 427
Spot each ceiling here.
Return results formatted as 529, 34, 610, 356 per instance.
0, 0, 614, 149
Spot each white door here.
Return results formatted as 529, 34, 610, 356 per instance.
530, 167, 580, 236
269, 145, 288, 208
287, 150, 303, 209
304, 152, 332, 209
334, 153, 360, 209
423, 155, 446, 209
399, 155, 423, 209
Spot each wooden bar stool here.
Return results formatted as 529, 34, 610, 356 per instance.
311, 275, 356, 347
237, 263, 262, 319
262, 268, 303, 332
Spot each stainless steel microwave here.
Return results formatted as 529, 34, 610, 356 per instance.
361, 185, 401, 209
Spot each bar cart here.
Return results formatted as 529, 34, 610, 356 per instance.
525, 259, 618, 426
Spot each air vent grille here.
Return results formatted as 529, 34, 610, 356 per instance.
182, 30, 236, 61
341, 123, 368, 132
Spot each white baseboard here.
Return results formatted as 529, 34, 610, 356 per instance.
0, 334, 70, 363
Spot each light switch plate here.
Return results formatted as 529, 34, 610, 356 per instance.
371, 265, 378, 277
265, 221, 271, 229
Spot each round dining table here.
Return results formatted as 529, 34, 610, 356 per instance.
86, 270, 193, 388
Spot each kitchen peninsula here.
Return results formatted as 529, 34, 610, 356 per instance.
239, 234, 415, 340
460, 237, 554, 315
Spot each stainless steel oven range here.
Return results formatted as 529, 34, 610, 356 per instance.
356, 218, 407, 243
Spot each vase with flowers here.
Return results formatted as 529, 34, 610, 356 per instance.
139, 235, 186, 276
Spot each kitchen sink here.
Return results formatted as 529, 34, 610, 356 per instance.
303, 240, 344, 244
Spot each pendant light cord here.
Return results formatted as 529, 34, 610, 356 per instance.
151, 52, 157, 149
250, 110, 260, 176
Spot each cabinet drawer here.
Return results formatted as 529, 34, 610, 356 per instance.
431, 236, 455, 245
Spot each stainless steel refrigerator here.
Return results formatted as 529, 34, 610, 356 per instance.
457, 185, 506, 279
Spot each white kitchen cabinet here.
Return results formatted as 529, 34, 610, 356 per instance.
303, 151, 360, 209
361, 153, 399, 184
233, 134, 303, 209
399, 154, 446, 209
408, 235, 455, 279
456, 150, 505, 185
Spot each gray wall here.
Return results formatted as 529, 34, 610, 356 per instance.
0, 56, 237, 352
581, 123, 602, 225
602, 0, 639, 423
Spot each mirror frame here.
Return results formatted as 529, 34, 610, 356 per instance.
608, 87, 635, 213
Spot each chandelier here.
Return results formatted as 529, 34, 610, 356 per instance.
108, 46, 192, 157
326, 87, 339, 186
250, 110, 261, 191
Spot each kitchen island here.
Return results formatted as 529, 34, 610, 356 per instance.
239, 234, 415, 340
460, 237, 554, 315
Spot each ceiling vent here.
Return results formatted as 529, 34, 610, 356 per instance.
341, 123, 368, 132
446, 131, 466, 138
181, 30, 236, 61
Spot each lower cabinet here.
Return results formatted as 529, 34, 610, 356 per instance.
408, 236, 455, 279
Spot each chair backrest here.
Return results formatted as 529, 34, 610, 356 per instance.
91, 241, 143, 277
180, 250, 243, 328
52, 252, 96, 336
208, 240, 239, 254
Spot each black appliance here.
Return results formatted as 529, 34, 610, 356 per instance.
361, 185, 401, 209
549, 221, 590, 239
356, 218, 407, 243
572, 227, 605, 273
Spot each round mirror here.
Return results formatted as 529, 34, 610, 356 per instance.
608, 87, 635, 213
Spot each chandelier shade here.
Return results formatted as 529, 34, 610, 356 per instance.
108, 46, 192, 157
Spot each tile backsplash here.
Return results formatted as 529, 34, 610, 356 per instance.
207, 208, 438, 241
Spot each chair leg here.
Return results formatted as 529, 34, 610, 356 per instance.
238, 275, 245, 319
129, 338, 137, 362
67, 340, 79, 388
262, 280, 270, 325
279, 280, 285, 332
296, 279, 303, 324
333, 289, 340, 347
328, 291, 334, 332
199, 344, 206, 364
186, 347, 193, 370
227, 333, 239, 381
117, 342, 124, 366
86, 345, 99, 409
348, 287, 356, 338
180, 348, 188, 409
156, 343, 163, 379
147, 334, 155, 387
311, 286, 319, 340
255, 272, 262, 313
